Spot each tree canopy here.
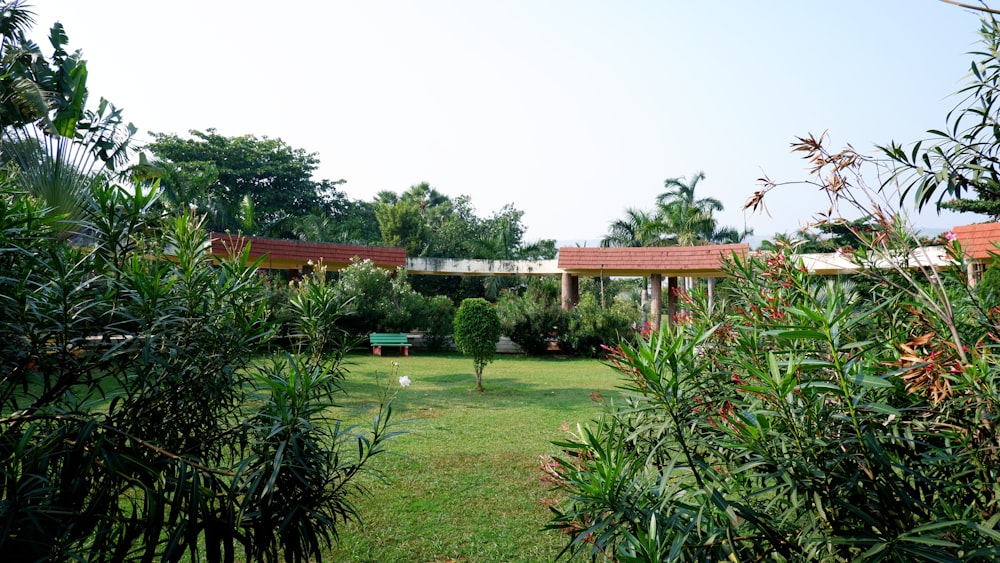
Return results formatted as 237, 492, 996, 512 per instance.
146, 129, 346, 234
374, 182, 556, 261
602, 171, 748, 249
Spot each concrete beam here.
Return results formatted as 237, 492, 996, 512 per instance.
405, 257, 561, 276
793, 246, 951, 275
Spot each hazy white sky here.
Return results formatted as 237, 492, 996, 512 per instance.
27, 1, 994, 245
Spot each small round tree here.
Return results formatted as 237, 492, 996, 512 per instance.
452, 297, 502, 391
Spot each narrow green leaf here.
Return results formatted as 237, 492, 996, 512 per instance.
853, 374, 893, 388
770, 329, 826, 340
858, 402, 901, 416
798, 381, 841, 392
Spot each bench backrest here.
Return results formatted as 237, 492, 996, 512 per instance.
369, 333, 409, 345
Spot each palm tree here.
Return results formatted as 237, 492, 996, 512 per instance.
653, 172, 725, 246
600, 207, 660, 319
400, 182, 449, 217
600, 207, 659, 248
603, 172, 750, 315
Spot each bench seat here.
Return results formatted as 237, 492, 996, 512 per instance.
369, 333, 411, 356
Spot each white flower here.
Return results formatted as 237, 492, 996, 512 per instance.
392, 361, 400, 367
399, 375, 411, 387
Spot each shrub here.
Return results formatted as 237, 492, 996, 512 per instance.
565, 293, 640, 357
543, 135, 1000, 561
453, 297, 501, 391
0, 179, 398, 562
496, 277, 568, 355
333, 258, 394, 333
411, 294, 455, 351
334, 259, 415, 335
546, 246, 1000, 560
287, 259, 354, 362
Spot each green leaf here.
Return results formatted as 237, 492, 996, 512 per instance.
770, 329, 826, 340
852, 373, 893, 388
899, 536, 959, 548
857, 402, 901, 416
785, 306, 826, 324
798, 381, 841, 392
838, 340, 873, 351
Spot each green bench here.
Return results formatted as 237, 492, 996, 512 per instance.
369, 332, 412, 356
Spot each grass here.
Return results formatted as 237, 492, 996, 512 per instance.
325, 352, 621, 562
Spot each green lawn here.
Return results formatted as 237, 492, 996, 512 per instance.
325, 352, 620, 562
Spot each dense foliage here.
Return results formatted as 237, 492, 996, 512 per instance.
330, 258, 454, 341
546, 15, 1000, 548
0, 5, 399, 556
544, 232, 1000, 560
146, 129, 349, 235
546, 54, 1000, 557
0, 178, 400, 561
0, 0, 134, 236
565, 292, 641, 358
497, 277, 568, 355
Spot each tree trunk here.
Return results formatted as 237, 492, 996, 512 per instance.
475, 367, 484, 391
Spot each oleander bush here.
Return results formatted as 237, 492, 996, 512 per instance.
0, 173, 399, 562
545, 243, 1000, 561
543, 134, 1000, 561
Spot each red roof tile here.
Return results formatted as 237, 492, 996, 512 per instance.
953, 223, 1000, 261
557, 244, 749, 276
210, 233, 406, 270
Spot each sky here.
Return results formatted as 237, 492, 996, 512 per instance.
25, 1, 997, 246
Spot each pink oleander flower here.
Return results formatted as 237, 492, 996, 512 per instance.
944, 231, 958, 242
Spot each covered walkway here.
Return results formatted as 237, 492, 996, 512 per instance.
557, 244, 749, 331
209, 225, 997, 332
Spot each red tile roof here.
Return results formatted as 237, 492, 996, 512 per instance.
210, 233, 406, 271
557, 244, 749, 277
953, 223, 1000, 261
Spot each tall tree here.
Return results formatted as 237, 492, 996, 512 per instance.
654, 172, 725, 246
602, 172, 748, 314
146, 129, 343, 233
374, 184, 554, 261
601, 207, 659, 248
375, 199, 427, 255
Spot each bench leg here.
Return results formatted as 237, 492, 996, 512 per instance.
373, 346, 382, 356
402, 346, 408, 356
